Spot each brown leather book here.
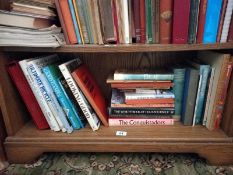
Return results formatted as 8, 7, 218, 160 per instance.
160, 0, 173, 44
217, 0, 228, 42
196, 0, 207, 43
227, 14, 233, 42
140, 0, 146, 43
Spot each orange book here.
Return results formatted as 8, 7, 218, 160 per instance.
72, 63, 109, 126
111, 82, 173, 89
125, 98, 174, 105
59, 0, 77, 44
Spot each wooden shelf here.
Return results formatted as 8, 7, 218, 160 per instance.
1, 43, 233, 53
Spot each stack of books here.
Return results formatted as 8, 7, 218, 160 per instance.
107, 70, 175, 126
55, 0, 233, 45
7, 55, 109, 133
0, 0, 64, 47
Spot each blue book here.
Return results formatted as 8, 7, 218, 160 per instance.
42, 65, 84, 130
68, 0, 82, 44
203, 0, 223, 43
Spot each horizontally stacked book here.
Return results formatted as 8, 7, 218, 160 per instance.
7, 55, 108, 133
55, 0, 233, 45
0, 0, 64, 47
107, 70, 175, 126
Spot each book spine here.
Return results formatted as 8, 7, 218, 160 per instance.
122, 0, 130, 44
154, 0, 160, 43
172, 68, 185, 116
87, 0, 98, 44
124, 93, 175, 100
75, 0, 90, 43
227, 14, 233, 41
146, 0, 153, 43
93, 0, 104, 44
196, 0, 208, 43
203, 0, 223, 43
188, 0, 200, 44
133, 0, 141, 42
109, 107, 175, 116
59, 64, 100, 131
140, 0, 146, 43
59, 0, 78, 44
114, 73, 174, 81
193, 65, 210, 125
220, 0, 233, 42
19, 60, 60, 131
125, 98, 174, 104
42, 66, 82, 129
111, 103, 175, 108
109, 118, 174, 126
160, 0, 173, 44
172, 0, 191, 44
28, 62, 73, 133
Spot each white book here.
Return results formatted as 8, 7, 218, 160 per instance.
19, 59, 60, 131
125, 90, 175, 100
59, 59, 100, 131
122, 0, 130, 44
27, 55, 73, 133
220, 0, 233, 43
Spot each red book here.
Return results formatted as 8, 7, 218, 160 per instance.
111, 0, 120, 43
140, 0, 146, 43
133, 0, 141, 43
160, 0, 173, 44
227, 15, 233, 42
71, 64, 109, 126
172, 0, 191, 44
6, 61, 49, 130
59, 0, 77, 44
111, 82, 173, 89
196, 0, 208, 43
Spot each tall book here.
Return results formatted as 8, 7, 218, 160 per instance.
152, 0, 160, 43
59, 59, 100, 131
160, 0, 173, 44
220, 0, 233, 43
203, 0, 223, 43
133, 0, 141, 43
71, 59, 109, 126
140, 0, 146, 43
227, 15, 233, 42
7, 61, 49, 130
181, 68, 199, 125
172, 0, 191, 44
146, 0, 153, 43
196, 0, 208, 43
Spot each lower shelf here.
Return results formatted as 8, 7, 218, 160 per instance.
4, 121, 233, 165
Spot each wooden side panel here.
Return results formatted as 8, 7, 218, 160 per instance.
0, 109, 6, 162
0, 52, 29, 136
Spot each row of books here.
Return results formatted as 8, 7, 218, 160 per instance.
0, 0, 64, 47
106, 53, 233, 130
7, 55, 109, 133
56, 0, 233, 45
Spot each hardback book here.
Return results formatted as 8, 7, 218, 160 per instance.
146, 0, 153, 43
57, 0, 77, 44
160, 0, 173, 44
220, 0, 233, 42
172, 68, 185, 119
172, 0, 191, 44
42, 64, 84, 130
27, 55, 73, 133
203, 0, 223, 43
181, 67, 199, 125
216, 0, 228, 42
140, 0, 146, 43
59, 59, 100, 131
152, 0, 160, 43
188, 0, 200, 44
128, 0, 134, 43
196, 0, 208, 43
71, 58, 109, 126
112, 0, 120, 43
125, 98, 175, 105
198, 52, 231, 130
98, 0, 117, 43
133, 0, 141, 43
19, 58, 60, 132
109, 118, 174, 126
113, 69, 174, 81
0, 10, 53, 29
227, 14, 233, 41
68, 0, 82, 44
7, 61, 49, 130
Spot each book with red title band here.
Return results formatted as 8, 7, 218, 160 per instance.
71, 59, 109, 126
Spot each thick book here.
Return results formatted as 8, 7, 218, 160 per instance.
140, 0, 146, 43
196, 0, 208, 43
217, 0, 228, 42
59, 59, 100, 131
109, 107, 175, 116
188, 0, 200, 44
109, 118, 174, 126
71, 59, 109, 126
160, 0, 173, 44
172, 0, 191, 44
181, 68, 199, 125
58, 0, 77, 44
203, 0, 223, 43
27, 55, 73, 133
220, 0, 233, 43
6, 61, 49, 130
133, 0, 141, 43
114, 69, 174, 81
42, 64, 84, 130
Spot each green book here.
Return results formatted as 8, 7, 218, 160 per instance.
146, 0, 153, 43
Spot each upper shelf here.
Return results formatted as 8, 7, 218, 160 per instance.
1, 42, 233, 53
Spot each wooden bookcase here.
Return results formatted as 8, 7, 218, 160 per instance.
0, 44, 233, 165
